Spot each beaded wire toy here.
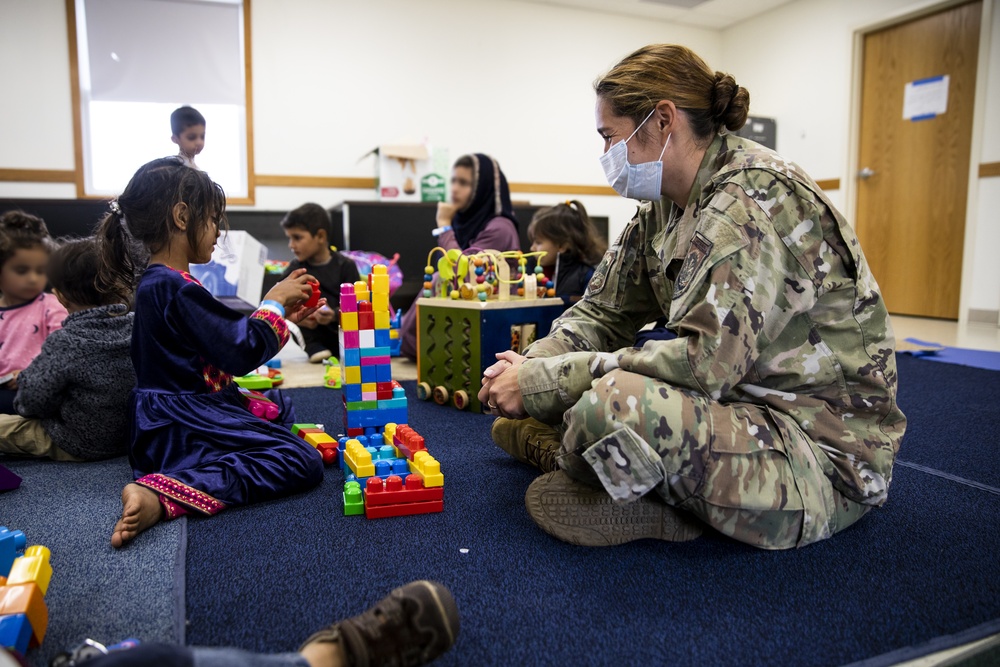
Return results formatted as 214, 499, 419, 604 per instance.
422, 247, 556, 301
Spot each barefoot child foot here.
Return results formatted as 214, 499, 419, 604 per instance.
111, 483, 164, 548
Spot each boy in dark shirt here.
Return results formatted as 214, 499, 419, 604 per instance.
280, 203, 360, 362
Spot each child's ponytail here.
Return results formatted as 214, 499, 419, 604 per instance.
94, 203, 138, 307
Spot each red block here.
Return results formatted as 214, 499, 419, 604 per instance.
347, 427, 365, 437
364, 475, 444, 506
393, 425, 426, 461
365, 499, 444, 519
317, 442, 338, 465
358, 311, 374, 330
295, 428, 326, 440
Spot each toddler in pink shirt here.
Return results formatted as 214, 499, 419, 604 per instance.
0, 211, 68, 413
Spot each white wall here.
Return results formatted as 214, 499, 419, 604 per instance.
722, 0, 1000, 317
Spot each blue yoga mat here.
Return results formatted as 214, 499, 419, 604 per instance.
0, 457, 186, 667
901, 337, 1000, 372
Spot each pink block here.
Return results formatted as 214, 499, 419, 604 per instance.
343, 330, 359, 348
360, 356, 380, 367
362, 392, 377, 401
340, 284, 357, 312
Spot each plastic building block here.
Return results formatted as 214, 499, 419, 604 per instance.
343, 481, 364, 516
408, 451, 443, 487
344, 440, 375, 478
364, 475, 443, 506
291, 424, 319, 436
0, 464, 21, 492
6, 546, 52, 595
0, 582, 47, 647
0, 613, 32, 655
305, 280, 321, 309
392, 425, 426, 460
365, 499, 443, 519
304, 432, 336, 448
317, 442, 338, 465
265, 359, 282, 369
237, 388, 279, 421
0, 527, 26, 577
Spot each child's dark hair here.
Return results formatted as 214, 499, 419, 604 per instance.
95, 157, 227, 307
280, 203, 331, 238
48, 237, 124, 308
0, 210, 53, 267
170, 106, 206, 136
528, 201, 606, 266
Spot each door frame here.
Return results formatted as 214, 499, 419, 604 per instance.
845, 0, 995, 323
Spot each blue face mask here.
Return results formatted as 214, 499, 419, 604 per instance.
599, 109, 670, 201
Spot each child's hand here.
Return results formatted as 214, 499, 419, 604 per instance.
313, 305, 335, 326
4, 370, 20, 390
263, 268, 314, 309
287, 297, 327, 326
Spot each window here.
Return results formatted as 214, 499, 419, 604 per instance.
72, 0, 252, 200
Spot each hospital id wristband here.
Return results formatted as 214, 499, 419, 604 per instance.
259, 299, 286, 317
432, 225, 452, 237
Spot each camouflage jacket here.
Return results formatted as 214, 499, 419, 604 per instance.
519, 134, 906, 506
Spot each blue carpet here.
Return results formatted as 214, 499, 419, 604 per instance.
901, 338, 1000, 372
0, 457, 186, 667
185, 364, 1000, 667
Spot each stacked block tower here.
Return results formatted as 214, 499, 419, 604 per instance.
312, 263, 444, 519
0, 527, 52, 657
339, 266, 407, 435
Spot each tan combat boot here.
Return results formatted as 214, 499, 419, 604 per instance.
490, 417, 562, 473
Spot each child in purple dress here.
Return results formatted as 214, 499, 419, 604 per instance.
95, 157, 326, 548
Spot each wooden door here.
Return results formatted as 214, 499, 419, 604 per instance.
855, 1, 981, 319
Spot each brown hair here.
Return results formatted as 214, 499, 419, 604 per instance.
528, 201, 606, 267
0, 210, 52, 267
48, 237, 124, 308
280, 203, 331, 238
94, 157, 227, 307
594, 44, 750, 144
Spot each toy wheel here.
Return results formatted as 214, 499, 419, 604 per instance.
416, 382, 432, 400
453, 390, 469, 410
433, 386, 449, 405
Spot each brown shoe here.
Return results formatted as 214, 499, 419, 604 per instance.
299, 580, 459, 666
525, 471, 703, 546
490, 417, 561, 473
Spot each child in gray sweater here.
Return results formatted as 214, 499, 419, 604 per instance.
0, 237, 135, 460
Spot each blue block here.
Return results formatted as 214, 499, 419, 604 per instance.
344, 384, 362, 402
364, 427, 378, 436
376, 364, 392, 382
0, 613, 33, 655
389, 338, 401, 357
265, 359, 282, 368
375, 329, 390, 347
344, 348, 360, 366
0, 526, 27, 577
361, 365, 377, 383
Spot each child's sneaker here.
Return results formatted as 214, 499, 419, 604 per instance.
299, 580, 459, 666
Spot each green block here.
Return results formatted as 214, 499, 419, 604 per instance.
291, 423, 319, 436
343, 481, 364, 516
234, 375, 272, 390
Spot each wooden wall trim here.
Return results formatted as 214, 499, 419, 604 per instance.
243, 0, 255, 204
65, 0, 85, 197
255, 174, 377, 189
0, 169, 77, 183
814, 178, 841, 191
980, 161, 1000, 178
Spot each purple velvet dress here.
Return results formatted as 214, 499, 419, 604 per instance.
129, 265, 322, 519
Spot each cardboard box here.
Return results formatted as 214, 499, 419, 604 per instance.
368, 144, 449, 202
189, 230, 267, 310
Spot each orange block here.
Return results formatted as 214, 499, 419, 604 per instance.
0, 582, 48, 646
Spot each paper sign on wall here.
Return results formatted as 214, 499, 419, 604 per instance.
903, 75, 949, 121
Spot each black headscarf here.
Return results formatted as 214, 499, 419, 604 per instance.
451, 153, 518, 249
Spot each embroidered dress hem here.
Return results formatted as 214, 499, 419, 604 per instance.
137, 473, 226, 516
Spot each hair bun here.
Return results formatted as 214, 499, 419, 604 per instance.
711, 71, 750, 133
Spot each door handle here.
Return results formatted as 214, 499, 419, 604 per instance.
858, 167, 876, 180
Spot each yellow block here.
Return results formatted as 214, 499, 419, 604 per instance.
373, 265, 387, 275
389, 329, 399, 339
340, 311, 358, 331
372, 293, 389, 312
304, 432, 337, 447
374, 312, 390, 330
345, 366, 361, 384
361, 382, 376, 393
7, 546, 52, 595
345, 439, 374, 477
371, 274, 390, 294
409, 451, 443, 487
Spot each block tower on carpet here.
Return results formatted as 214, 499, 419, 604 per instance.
0, 528, 52, 656
339, 265, 407, 437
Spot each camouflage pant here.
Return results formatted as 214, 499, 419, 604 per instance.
557, 369, 869, 549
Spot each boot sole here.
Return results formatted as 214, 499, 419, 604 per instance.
525, 472, 703, 546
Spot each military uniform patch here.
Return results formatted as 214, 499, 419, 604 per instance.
673, 232, 713, 298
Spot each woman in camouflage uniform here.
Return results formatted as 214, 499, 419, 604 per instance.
480, 44, 906, 550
